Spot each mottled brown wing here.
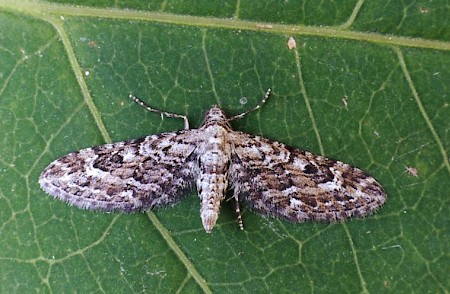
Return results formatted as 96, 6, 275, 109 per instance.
228, 131, 386, 222
39, 130, 199, 212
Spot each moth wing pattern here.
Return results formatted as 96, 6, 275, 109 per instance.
39, 129, 199, 212
229, 131, 387, 222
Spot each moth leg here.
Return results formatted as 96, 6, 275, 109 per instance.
233, 192, 244, 230
128, 94, 190, 129
228, 88, 271, 122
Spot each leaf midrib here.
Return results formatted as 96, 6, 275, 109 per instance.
0, 0, 449, 51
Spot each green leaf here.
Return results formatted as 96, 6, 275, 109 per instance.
1, 1, 449, 293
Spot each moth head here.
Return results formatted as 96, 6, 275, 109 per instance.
202, 106, 230, 128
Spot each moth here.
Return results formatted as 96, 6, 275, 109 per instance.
39, 89, 386, 233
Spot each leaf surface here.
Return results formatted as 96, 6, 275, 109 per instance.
0, 1, 449, 293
